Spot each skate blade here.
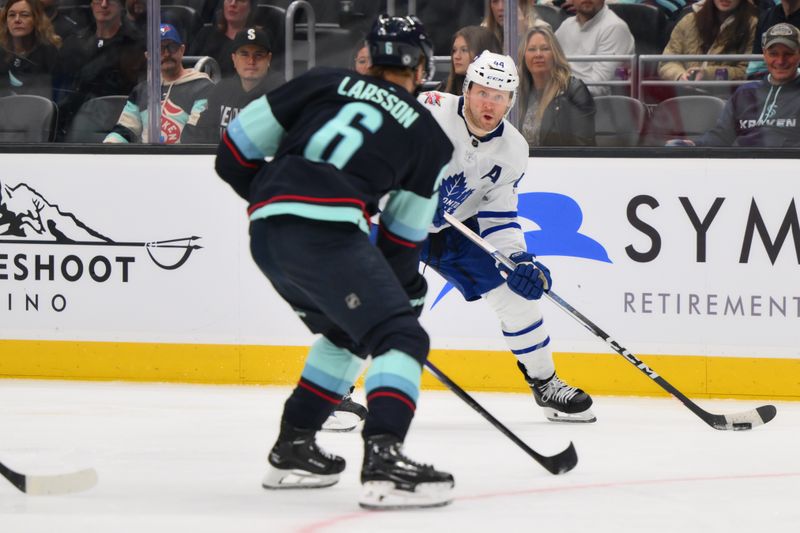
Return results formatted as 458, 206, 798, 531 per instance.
321, 411, 362, 433
544, 407, 597, 423
358, 480, 453, 510
261, 465, 340, 490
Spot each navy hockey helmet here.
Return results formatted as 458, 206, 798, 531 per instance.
367, 14, 435, 82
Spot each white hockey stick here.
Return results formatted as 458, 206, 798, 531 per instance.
442, 212, 777, 431
0, 460, 98, 495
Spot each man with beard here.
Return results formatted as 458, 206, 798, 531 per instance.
182, 27, 282, 143
554, 0, 634, 96
104, 24, 214, 143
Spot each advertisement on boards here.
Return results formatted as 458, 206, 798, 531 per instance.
0, 154, 797, 359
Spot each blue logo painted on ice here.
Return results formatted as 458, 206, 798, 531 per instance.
430, 192, 610, 307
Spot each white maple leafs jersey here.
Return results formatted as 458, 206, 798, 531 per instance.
418, 91, 529, 257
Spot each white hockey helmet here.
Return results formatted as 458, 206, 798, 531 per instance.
463, 50, 519, 112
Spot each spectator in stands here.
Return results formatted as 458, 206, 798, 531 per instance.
125, 0, 146, 33
104, 23, 213, 143
182, 27, 276, 143
56, 0, 145, 137
189, 0, 256, 77
41, 0, 79, 41
671, 23, 800, 146
555, 0, 635, 96
483, 0, 543, 50
0, 0, 61, 99
444, 25, 502, 95
659, 0, 757, 83
747, 0, 800, 77
353, 39, 370, 74
518, 25, 596, 145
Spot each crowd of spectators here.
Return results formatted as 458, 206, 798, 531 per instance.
0, 0, 798, 147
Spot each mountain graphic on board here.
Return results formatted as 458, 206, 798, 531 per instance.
0, 181, 111, 243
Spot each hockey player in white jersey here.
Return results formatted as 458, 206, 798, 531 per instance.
324, 50, 594, 427
417, 50, 595, 423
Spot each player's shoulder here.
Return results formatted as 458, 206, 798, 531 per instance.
417, 91, 459, 114
498, 120, 530, 166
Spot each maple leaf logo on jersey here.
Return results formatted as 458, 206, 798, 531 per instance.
424, 92, 442, 106
436, 172, 474, 225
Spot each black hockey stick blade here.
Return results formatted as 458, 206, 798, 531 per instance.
704, 404, 777, 431
0, 460, 98, 495
441, 212, 778, 432
424, 360, 577, 475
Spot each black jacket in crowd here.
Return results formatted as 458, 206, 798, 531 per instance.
537, 76, 596, 147
0, 43, 60, 99
182, 75, 273, 143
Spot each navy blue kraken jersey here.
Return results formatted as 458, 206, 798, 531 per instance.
217, 67, 453, 243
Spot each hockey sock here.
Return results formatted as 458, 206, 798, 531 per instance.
283, 336, 363, 430
484, 284, 555, 380
362, 349, 421, 441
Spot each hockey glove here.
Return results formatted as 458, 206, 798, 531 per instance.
503, 251, 551, 301
432, 202, 447, 228
406, 273, 428, 317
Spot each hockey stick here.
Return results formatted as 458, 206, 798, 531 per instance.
0, 460, 98, 495
442, 212, 777, 431
423, 360, 577, 475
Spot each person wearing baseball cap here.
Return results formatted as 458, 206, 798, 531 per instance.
104, 23, 214, 143
182, 27, 283, 143
671, 22, 800, 146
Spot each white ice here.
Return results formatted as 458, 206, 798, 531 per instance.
0, 379, 797, 533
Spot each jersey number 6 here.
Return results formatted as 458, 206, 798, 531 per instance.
304, 102, 383, 169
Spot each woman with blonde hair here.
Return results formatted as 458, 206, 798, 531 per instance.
0, 0, 61, 99
482, 0, 542, 51
517, 25, 595, 146
444, 25, 501, 95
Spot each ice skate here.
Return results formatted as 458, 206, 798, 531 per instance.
359, 434, 454, 510
262, 422, 345, 489
526, 370, 596, 423
321, 393, 367, 433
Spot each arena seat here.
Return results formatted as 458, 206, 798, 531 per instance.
642, 95, 726, 146
593, 95, 648, 147
533, 4, 568, 31
608, 3, 668, 55
161, 5, 202, 45
64, 95, 127, 144
0, 95, 58, 143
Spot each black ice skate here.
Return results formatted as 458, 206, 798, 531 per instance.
359, 434, 454, 510
262, 422, 346, 489
525, 369, 596, 423
321, 391, 367, 433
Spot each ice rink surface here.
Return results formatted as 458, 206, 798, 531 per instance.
0, 379, 797, 533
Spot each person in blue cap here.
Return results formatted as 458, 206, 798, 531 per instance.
104, 23, 214, 143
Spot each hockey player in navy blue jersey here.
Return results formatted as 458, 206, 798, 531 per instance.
215, 15, 455, 510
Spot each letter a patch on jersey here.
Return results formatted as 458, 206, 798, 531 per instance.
480, 164, 502, 184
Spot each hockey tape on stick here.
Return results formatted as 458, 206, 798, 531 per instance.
0, 460, 98, 495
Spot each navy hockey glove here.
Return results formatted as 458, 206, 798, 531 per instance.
406, 273, 428, 317
432, 202, 447, 228
502, 251, 551, 301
